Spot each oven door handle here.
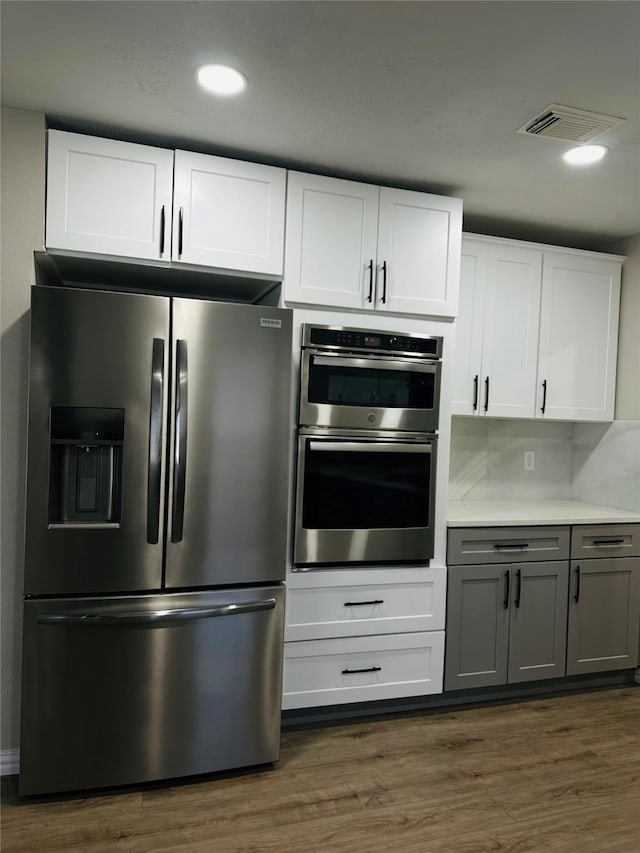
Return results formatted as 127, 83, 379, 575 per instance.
311, 354, 439, 374
308, 441, 432, 454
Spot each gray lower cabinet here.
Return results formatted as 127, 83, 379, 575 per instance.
566, 556, 640, 675
445, 561, 569, 691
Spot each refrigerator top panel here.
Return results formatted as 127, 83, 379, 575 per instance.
25, 285, 170, 596
164, 299, 293, 588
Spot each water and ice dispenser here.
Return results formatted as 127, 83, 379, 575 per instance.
48, 407, 124, 526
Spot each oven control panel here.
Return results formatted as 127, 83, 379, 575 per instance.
304, 325, 442, 358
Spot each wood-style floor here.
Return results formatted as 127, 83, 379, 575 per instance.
2, 687, 639, 852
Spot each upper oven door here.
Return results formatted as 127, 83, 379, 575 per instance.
294, 429, 437, 567
299, 350, 441, 432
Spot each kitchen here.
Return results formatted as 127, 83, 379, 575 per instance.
2, 1, 640, 850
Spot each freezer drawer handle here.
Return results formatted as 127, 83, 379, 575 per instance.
171, 338, 188, 542
147, 338, 165, 544
341, 666, 382, 675
36, 598, 277, 627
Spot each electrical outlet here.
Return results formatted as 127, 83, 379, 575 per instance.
524, 451, 535, 471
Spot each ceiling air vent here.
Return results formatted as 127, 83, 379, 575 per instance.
516, 104, 625, 144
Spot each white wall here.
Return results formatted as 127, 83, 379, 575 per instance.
0, 107, 45, 757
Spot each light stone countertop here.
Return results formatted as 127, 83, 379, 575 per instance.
447, 499, 640, 527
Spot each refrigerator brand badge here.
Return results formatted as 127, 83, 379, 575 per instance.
260, 318, 282, 329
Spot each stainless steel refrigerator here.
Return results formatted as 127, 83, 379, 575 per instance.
20, 285, 292, 796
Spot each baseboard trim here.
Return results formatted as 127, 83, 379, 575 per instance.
1, 749, 19, 777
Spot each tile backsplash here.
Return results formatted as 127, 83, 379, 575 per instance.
449, 417, 640, 511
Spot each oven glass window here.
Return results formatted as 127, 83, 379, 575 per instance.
302, 442, 431, 529
308, 360, 435, 409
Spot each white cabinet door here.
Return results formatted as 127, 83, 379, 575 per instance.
537, 252, 621, 421
283, 171, 380, 309
480, 245, 542, 418
173, 150, 286, 275
451, 242, 488, 415
452, 237, 541, 418
377, 187, 462, 317
46, 130, 173, 261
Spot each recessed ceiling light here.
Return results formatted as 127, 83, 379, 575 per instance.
196, 64, 247, 97
562, 144, 608, 166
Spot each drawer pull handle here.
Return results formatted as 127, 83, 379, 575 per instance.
592, 538, 625, 547
495, 543, 529, 551
344, 600, 384, 607
341, 666, 382, 675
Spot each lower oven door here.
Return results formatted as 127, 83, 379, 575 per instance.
294, 429, 437, 567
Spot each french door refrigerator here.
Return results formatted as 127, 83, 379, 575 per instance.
20, 285, 292, 796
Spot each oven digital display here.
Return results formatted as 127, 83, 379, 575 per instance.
363, 335, 382, 348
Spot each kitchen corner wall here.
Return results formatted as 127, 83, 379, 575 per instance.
449, 418, 573, 501
0, 107, 45, 757
449, 417, 640, 513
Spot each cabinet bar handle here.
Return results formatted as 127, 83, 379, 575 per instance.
159, 205, 166, 256
341, 666, 382, 675
473, 374, 479, 411
515, 569, 522, 608
504, 570, 510, 609
178, 206, 184, 258
367, 259, 374, 303
541, 379, 547, 414
344, 599, 384, 607
381, 261, 387, 304
495, 543, 529, 551
574, 566, 581, 603
592, 538, 625, 547
484, 376, 490, 412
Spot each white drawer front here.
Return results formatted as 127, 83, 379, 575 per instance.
285, 567, 446, 641
282, 631, 444, 709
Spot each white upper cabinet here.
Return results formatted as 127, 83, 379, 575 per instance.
537, 252, 621, 422
46, 130, 174, 261
452, 235, 623, 422
172, 151, 286, 276
283, 171, 462, 318
452, 237, 542, 418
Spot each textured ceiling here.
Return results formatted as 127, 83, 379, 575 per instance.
2, 1, 639, 250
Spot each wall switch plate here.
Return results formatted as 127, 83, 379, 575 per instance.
524, 451, 535, 471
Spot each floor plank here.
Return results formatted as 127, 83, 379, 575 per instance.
2, 687, 639, 852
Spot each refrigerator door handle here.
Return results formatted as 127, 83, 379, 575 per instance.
147, 338, 165, 544
36, 598, 277, 626
171, 338, 188, 543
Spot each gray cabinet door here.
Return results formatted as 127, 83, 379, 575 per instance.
445, 564, 510, 691
566, 557, 640, 676
507, 561, 569, 683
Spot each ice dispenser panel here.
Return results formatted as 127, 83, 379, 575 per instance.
48, 407, 124, 526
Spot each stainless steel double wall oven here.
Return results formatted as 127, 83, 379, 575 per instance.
294, 324, 442, 567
